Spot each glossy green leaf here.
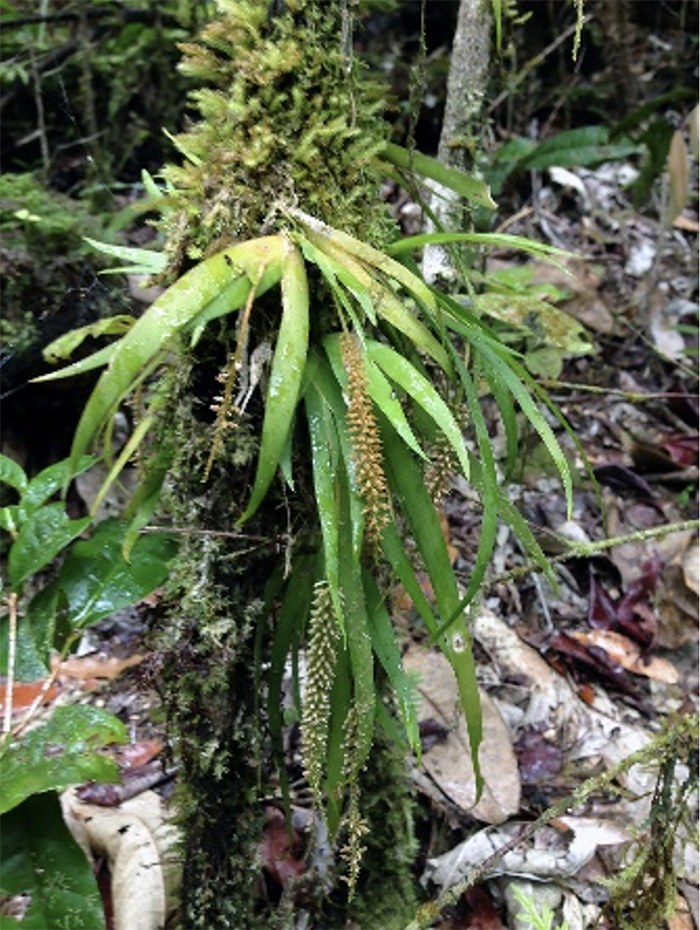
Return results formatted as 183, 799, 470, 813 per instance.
305, 382, 344, 628
380, 142, 497, 210
41, 315, 135, 364
0, 793, 104, 930
380, 416, 483, 794
367, 340, 470, 479
0, 613, 49, 681
289, 208, 437, 310
83, 236, 167, 275
362, 570, 420, 756
67, 235, 285, 484
0, 454, 27, 496
46, 518, 177, 631
8, 504, 91, 592
0, 506, 20, 535
18, 456, 95, 521
239, 238, 309, 522
0, 705, 126, 814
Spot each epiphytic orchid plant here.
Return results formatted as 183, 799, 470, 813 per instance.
35, 170, 579, 869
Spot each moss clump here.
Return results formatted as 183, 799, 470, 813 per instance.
158, 0, 394, 271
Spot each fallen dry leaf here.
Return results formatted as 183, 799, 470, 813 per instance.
570, 630, 679, 685
61, 788, 181, 930
403, 646, 521, 824
52, 652, 145, 681
0, 679, 61, 714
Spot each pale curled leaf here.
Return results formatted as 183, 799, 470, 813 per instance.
61, 788, 181, 930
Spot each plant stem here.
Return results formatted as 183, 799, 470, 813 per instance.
492, 519, 699, 586
2, 594, 18, 737
405, 713, 699, 930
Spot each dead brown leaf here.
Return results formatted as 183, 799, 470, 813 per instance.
52, 653, 145, 681
570, 630, 679, 684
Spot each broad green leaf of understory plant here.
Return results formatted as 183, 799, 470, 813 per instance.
8, 504, 91, 592
0, 793, 104, 930
26, 518, 177, 659
0, 705, 126, 814
0, 455, 28, 496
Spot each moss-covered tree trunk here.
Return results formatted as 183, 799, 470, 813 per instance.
151, 3, 416, 926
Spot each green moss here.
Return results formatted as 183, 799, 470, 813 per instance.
158, 0, 394, 274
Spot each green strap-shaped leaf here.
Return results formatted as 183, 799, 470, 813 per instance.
380, 415, 483, 795
41, 315, 135, 364
239, 238, 309, 522
32, 343, 119, 383
367, 340, 470, 479
362, 570, 420, 757
310, 353, 366, 562
83, 236, 168, 274
8, 504, 91, 593
305, 382, 344, 630
298, 234, 377, 326
430, 358, 499, 642
68, 235, 285, 483
379, 142, 497, 210
288, 208, 437, 310
387, 230, 577, 273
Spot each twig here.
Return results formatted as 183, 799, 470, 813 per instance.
405, 713, 699, 930
492, 519, 699, 587
537, 379, 699, 403
140, 525, 283, 543
488, 20, 582, 114
2, 594, 19, 737
9, 629, 82, 742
